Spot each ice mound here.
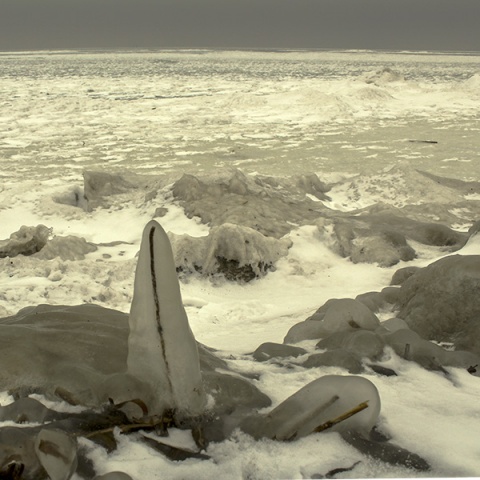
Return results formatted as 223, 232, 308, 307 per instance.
172, 169, 330, 238
82, 170, 166, 211
169, 223, 292, 281
335, 166, 472, 211
360, 67, 405, 86
327, 209, 468, 266
395, 254, 480, 355
0, 225, 97, 261
35, 235, 98, 261
463, 72, 480, 91
0, 225, 50, 258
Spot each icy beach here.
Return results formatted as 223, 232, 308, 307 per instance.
0, 49, 479, 478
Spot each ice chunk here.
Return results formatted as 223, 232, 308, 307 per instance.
34, 428, 78, 480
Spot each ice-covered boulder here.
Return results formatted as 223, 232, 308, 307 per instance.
390, 266, 420, 286
302, 350, 363, 373
0, 225, 50, 258
355, 287, 401, 312
240, 375, 381, 440
169, 223, 292, 281
396, 255, 480, 354
383, 328, 480, 371
316, 330, 386, 361
284, 298, 380, 344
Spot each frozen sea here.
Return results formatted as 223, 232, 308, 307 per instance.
0, 49, 480, 479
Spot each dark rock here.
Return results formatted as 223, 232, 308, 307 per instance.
355, 287, 400, 312
367, 364, 398, 376
317, 330, 386, 360
252, 342, 307, 362
341, 430, 430, 471
396, 255, 480, 354
153, 207, 168, 218
380, 317, 410, 333
302, 349, 363, 373
355, 291, 385, 312
202, 371, 271, 415
390, 266, 420, 285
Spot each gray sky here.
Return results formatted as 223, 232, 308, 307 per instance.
1, 0, 479, 52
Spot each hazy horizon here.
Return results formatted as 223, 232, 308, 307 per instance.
1, 0, 479, 53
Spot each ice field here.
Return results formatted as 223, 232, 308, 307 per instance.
0, 49, 479, 478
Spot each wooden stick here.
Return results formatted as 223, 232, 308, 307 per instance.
313, 401, 369, 433
281, 394, 340, 441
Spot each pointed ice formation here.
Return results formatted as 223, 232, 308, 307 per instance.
127, 220, 207, 416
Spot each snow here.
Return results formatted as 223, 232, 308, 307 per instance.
0, 48, 480, 478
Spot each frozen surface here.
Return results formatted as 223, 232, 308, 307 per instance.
0, 49, 480, 478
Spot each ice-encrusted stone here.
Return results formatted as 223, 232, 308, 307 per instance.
169, 223, 291, 281
396, 255, 480, 354
284, 298, 380, 344
240, 375, 381, 440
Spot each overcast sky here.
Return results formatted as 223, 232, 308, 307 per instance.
1, 0, 479, 52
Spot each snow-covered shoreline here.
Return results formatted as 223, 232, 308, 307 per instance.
0, 50, 479, 478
